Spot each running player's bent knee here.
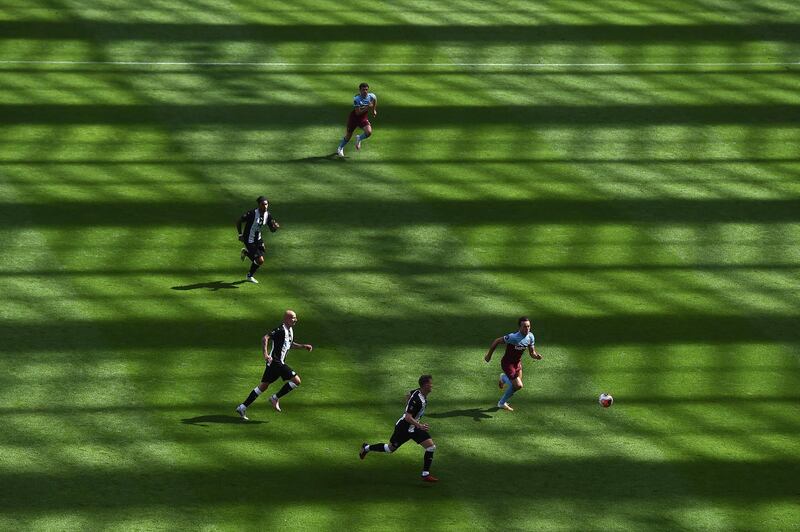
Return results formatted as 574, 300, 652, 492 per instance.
514, 382, 523, 390
387, 444, 396, 453
256, 256, 265, 265
425, 444, 436, 452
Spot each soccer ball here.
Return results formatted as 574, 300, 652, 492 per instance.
598, 393, 613, 408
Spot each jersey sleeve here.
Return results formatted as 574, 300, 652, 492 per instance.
369, 93, 377, 103
267, 326, 282, 339
352, 95, 360, 108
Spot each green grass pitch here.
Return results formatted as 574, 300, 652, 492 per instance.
1, 1, 799, 530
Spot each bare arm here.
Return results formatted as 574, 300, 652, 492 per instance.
236, 218, 244, 241
404, 412, 429, 431
529, 345, 542, 360
484, 337, 505, 362
291, 341, 313, 352
268, 214, 280, 232
262, 335, 272, 363
371, 96, 378, 117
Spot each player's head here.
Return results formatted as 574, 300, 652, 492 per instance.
518, 316, 531, 334
419, 374, 433, 393
283, 309, 297, 327
256, 196, 269, 212
358, 82, 369, 96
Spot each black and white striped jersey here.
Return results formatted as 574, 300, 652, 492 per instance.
240, 208, 278, 244
395, 388, 426, 432
267, 324, 293, 364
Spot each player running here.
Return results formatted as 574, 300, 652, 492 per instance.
235, 309, 314, 420
236, 195, 279, 284
359, 375, 439, 483
484, 316, 543, 411
336, 82, 377, 157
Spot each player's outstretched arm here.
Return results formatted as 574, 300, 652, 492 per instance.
292, 341, 313, 352
530, 346, 542, 360
484, 337, 504, 362
371, 96, 377, 117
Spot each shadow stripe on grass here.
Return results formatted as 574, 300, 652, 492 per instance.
2, 198, 800, 226
1, 394, 799, 415
1, 21, 799, 43
1, 104, 799, 126
0, 262, 797, 277
2, 314, 798, 353
0, 458, 797, 509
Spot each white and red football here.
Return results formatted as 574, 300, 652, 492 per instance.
598, 393, 614, 408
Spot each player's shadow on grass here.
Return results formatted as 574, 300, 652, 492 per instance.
427, 407, 496, 422
181, 414, 265, 426
288, 153, 346, 163
171, 280, 245, 291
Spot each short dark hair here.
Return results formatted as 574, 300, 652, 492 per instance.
419, 374, 432, 387
256, 196, 268, 205
359, 82, 369, 89
518, 316, 530, 325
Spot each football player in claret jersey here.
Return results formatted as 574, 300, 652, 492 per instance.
484, 316, 543, 411
336, 82, 377, 157
235, 309, 314, 420
359, 375, 439, 483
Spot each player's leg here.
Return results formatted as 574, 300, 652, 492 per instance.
237, 367, 276, 419
361, 429, 406, 458
274, 374, 301, 400
338, 120, 356, 155
337, 132, 352, 156
355, 123, 372, 151
497, 364, 517, 410
270, 368, 300, 411
512, 369, 524, 391
246, 242, 265, 283
243, 242, 256, 261
499, 369, 523, 411
360, 441, 398, 459
247, 256, 264, 282
417, 437, 438, 482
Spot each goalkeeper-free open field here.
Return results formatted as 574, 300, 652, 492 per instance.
1, 1, 799, 530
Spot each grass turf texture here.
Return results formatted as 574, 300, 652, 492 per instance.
1, 0, 800, 530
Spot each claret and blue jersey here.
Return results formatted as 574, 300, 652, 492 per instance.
353, 92, 377, 110
504, 330, 535, 348
502, 330, 535, 362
